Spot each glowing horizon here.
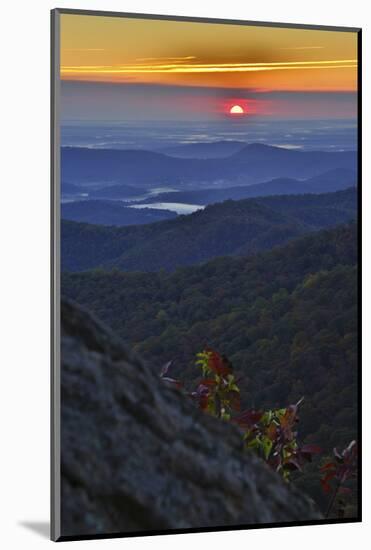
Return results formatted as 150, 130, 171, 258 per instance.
61, 59, 357, 77
60, 14, 358, 93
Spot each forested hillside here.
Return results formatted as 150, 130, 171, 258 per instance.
61, 199, 177, 226
62, 223, 357, 464
61, 188, 356, 272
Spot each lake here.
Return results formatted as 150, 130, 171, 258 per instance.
129, 202, 205, 215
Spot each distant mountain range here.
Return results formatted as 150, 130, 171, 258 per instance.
130, 168, 356, 206
158, 140, 247, 158
61, 181, 85, 195
62, 166, 356, 207
61, 200, 177, 226
88, 184, 148, 200
61, 143, 357, 187
61, 188, 356, 272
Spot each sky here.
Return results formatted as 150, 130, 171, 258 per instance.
60, 13, 358, 122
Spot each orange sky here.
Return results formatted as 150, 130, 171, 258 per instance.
60, 14, 358, 92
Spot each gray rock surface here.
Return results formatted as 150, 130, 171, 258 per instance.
60, 298, 322, 537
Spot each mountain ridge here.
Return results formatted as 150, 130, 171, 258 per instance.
61, 188, 356, 272
127, 169, 356, 206
158, 140, 247, 158
61, 143, 357, 186
61, 199, 177, 226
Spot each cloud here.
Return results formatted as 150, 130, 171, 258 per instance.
61, 58, 357, 77
135, 56, 197, 62
279, 46, 325, 50
64, 48, 105, 52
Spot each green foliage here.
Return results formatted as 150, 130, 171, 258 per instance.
190, 349, 321, 481
237, 403, 314, 480
181, 348, 357, 513
320, 441, 358, 518
62, 223, 358, 514
193, 349, 240, 419
61, 189, 356, 272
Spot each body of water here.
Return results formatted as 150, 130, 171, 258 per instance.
129, 202, 205, 215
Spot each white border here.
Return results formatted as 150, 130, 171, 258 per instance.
1, 1, 368, 548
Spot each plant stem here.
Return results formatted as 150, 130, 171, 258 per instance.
214, 393, 222, 418
325, 479, 342, 519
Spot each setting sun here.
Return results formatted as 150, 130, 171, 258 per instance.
230, 105, 244, 114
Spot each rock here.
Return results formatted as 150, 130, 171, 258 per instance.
60, 298, 322, 537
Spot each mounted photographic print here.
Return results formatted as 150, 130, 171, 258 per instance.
51, 8, 361, 542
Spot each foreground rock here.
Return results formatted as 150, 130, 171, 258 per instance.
60, 299, 322, 537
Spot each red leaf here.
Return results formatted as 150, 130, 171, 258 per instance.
199, 395, 209, 410
229, 391, 241, 411
192, 384, 210, 410
320, 462, 336, 472
280, 408, 296, 429
208, 350, 233, 376
322, 471, 336, 484
266, 422, 278, 442
320, 479, 331, 494
233, 409, 263, 427
199, 378, 217, 387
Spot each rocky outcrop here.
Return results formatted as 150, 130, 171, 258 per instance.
60, 299, 322, 537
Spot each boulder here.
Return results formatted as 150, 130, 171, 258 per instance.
60, 298, 321, 537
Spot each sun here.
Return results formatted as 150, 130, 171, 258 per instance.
230, 104, 244, 115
